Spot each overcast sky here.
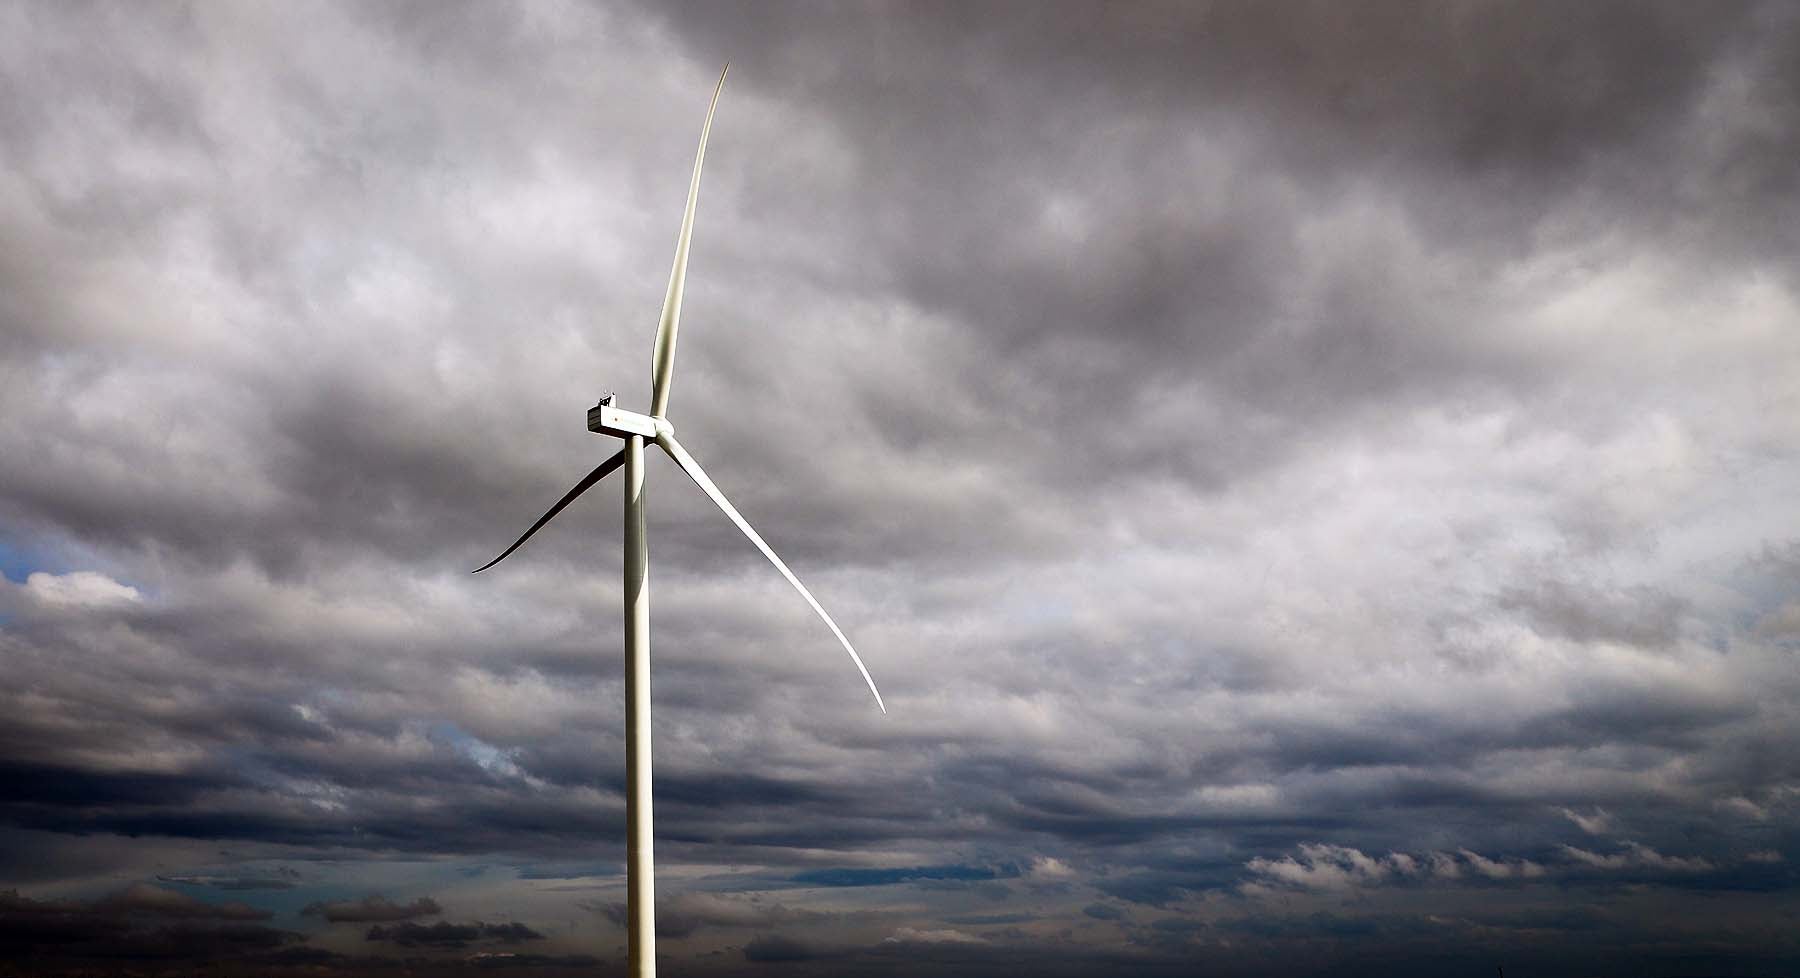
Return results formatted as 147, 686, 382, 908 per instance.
3, 2, 1799, 975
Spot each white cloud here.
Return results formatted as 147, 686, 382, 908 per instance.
1244, 844, 1413, 891
1560, 842, 1713, 873
1191, 782, 1281, 811
1558, 807, 1614, 835
1715, 796, 1768, 821
22, 570, 142, 608
1458, 848, 1546, 880
885, 927, 985, 944
1246, 845, 1549, 891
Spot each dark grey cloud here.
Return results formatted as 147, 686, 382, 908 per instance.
791, 864, 1015, 888
303, 894, 442, 922
365, 919, 545, 948
89, 883, 272, 922
743, 932, 826, 963
591, 890, 864, 943
3, 1, 1799, 976
158, 868, 301, 890
0, 885, 303, 970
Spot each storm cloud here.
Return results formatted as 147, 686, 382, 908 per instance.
302, 895, 443, 923
3, 1, 1799, 975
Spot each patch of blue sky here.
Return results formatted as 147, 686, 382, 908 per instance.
0, 537, 71, 583
428, 721, 530, 781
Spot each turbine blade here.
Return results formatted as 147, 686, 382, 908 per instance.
472, 449, 627, 573
649, 64, 728, 419
658, 434, 886, 713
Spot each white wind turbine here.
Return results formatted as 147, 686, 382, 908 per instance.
472, 67, 885, 978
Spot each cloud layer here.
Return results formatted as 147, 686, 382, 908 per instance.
3, 2, 1799, 975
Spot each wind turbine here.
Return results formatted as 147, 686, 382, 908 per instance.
473, 67, 885, 978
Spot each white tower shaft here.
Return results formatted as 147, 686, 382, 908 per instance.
622, 434, 655, 977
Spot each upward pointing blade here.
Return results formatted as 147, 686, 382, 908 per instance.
472, 449, 627, 573
649, 65, 728, 419
657, 433, 886, 714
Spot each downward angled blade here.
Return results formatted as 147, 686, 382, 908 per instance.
472, 448, 627, 573
649, 65, 728, 419
658, 434, 886, 714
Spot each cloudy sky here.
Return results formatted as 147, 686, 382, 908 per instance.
3, 2, 1799, 975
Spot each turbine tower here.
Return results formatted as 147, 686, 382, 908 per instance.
473, 67, 885, 978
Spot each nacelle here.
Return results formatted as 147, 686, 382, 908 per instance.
588, 401, 660, 440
